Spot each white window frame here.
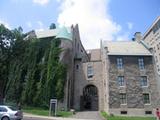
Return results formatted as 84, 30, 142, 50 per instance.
143, 93, 151, 105
117, 58, 123, 69
119, 93, 127, 105
87, 65, 94, 78
140, 76, 148, 87
117, 76, 125, 87
138, 58, 145, 70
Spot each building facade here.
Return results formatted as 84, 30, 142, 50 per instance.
31, 18, 160, 116
101, 41, 160, 116
143, 16, 160, 95
73, 39, 160, 116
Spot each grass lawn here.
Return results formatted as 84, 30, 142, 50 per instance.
23, 106, 72, 117
101, 111, 156, 120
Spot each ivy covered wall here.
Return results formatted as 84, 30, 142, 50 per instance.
0, 25, 66, 108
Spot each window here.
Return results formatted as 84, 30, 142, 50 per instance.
8, 106, 18, 111
119, 93, 127, 104
76, 64, 79, 70
138, 58, 145, 70
117, 76, 125, 87
87, 65, 93, 78
153, 20, 160, 34
143, 93, 150, 104
145, 111, 152, 115
117, 58, 123, 69
0, 107, 7, 112
140, 76, 148, 87
121, 111, 127, 114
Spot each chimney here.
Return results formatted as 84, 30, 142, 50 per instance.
134, 32, 142, 42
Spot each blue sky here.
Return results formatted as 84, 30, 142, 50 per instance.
109, 0, 160, 38
0, 0, 159, 49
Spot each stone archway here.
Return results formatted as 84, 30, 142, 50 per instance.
81, 85, 98, 111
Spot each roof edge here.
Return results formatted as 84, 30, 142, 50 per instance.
143, 16, 160, 38
107, 53, 153, 56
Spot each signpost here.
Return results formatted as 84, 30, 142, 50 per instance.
49, 99, 57, 116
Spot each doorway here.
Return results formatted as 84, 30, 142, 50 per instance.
81, 85, 98, 111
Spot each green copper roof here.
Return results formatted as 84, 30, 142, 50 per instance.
56, 27, 72, 41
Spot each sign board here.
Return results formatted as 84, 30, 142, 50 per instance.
49, 99, 57, 116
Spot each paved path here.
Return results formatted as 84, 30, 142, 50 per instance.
72, 111, 105, 120
23, 111, 105, 120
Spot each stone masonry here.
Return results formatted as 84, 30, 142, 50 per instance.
32, 22, 160, 116
108, 56, 159, 108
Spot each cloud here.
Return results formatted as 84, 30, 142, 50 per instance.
33, 0, 50, 6
57, 0, 123, 49
37, 21, 43, 27
26, 21, 32, 28
35, 21, 44, 31
0, 20, 11, 29
127, 22, 133, 30
116, 32, 130, 41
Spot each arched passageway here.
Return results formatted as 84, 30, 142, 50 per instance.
80, 85, 98, 111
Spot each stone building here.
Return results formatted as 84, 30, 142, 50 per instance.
30, 20, 160, 116
73, 38, 160, 116
101, 41, 160, 116
30, 25, 89, 110
143, 16, 160, 95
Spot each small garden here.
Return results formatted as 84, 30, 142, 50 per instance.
101, 111, 155, 120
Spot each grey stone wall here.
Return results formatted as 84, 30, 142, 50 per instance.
73, 61, 104, 111
109, 108, 158, 116
108, 56, 160, 109
58, 24, 89, 110
72, 24, 89, 62
58, 39, 74, 110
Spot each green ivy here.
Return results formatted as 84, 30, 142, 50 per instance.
0, 25, 67, 108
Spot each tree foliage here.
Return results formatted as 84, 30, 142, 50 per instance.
0, 24, 66, 107
0, 24, 15, 103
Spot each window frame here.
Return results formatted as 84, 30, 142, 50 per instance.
143, 93, 150, 105
0, 107, 8, 112
87, 65, 94, 78
117, 57, 123, 69
138, 58, 145, 70
140, 76, 148, 87
119, 93, 127, 105
117, 76, 125, 87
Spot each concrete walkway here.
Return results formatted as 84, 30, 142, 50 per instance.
72, 111, 105, 120
24, 111, 105, 120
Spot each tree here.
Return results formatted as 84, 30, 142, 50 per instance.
0, 24, 14, 104
1, 24, 67, 108
4, 27, 28, 104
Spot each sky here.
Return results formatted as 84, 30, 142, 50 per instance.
0, 0, 160, 49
